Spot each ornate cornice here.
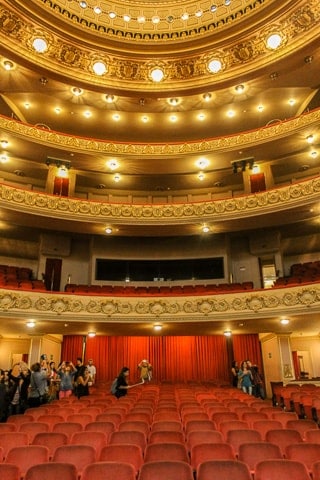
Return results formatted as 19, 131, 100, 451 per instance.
0, 176, 319, 224
1, 1, 319, 92
0, 284, 319, 322
1, 108, 319, 157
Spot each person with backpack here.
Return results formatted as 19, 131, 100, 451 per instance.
111, 366, 144, 399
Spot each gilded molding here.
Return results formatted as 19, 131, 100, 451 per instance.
0, 284, 319, 321
0, 1, 319, 91
1, 109, 320, 157
0, 177, 319, 223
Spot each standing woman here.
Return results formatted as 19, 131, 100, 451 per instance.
231, 360, 239, 388
75, 365, 91, 398
238, 360, 253, 395
114, 366, 144, 399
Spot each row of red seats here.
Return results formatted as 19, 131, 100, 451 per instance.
64, 282, 254, 296
1, 383, 320, 479
272, 383, 320, 423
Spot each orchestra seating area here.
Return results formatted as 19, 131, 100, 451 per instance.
272, 261, 320, 288
1, 382, 320, 480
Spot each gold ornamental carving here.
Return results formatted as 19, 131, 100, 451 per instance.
0, 284, 319, 321
0, 1, 319, 92
0, 109, 320, 157
0, 177, 319, 224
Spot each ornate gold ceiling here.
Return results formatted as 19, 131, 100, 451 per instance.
2, 0, 319, 94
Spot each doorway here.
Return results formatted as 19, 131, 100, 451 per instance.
44, 258, 62, 291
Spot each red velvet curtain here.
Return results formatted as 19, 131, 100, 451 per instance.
232, 334, 262, 368
61, 335, 84, 366
61, 335, 230, 384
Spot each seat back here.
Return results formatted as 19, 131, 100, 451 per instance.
52, 422, 83, 438
52, 444, 96, 476
190, 442, 235, 470
285, 443, 320, 471
99, 444, 143, 473
238, 442, 282, 472
19, 422, 50, 443
149, 430, 185, 444
118, 420, 150, 436
144, 442, 189, 463
138, 460, 194, 480
0, 432, 28, 458
0, 463, 21, 480
254, 459, 310, 480
109, 431, 147, 451
5, 445, 50, 477
32, 432, 68, 459
252, 420, 283, 440
25, 462, 78, 480
197, 460, 252, 480
226, 429, 262, 456
265, 429, 303, 456
82, 461, 136, 480
151, 421, 182, 432
70, 431, 108, 459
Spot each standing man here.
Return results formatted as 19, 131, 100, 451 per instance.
87, 359, 96, 384
138, 359, 152, 382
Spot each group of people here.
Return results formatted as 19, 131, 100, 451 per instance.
0, 356, 97, 421
231, 359, 265, 399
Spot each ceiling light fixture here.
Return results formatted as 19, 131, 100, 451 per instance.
32, 38, 48, 53
113, 173, 121, 182
235, 84, 245, 93
154, 324, 162, 331
151, 15, 160, 24
208, 59, 222, 73
105, 227, 113, 234
202, 225, 210, 233
198, 172, 205, 181
87, 331, 96, 337
203, 93, 212, 102
105, 94, 115, 103
71, 87, 84, 96
150, 68, 165, 82
107, 159, 119, 170
0, 155, 8, 163
196, 158, 209, 169
306, 134, 314, 144
280, 318, 290, 325
3, 60, 14, 70
26, 321, 36, 328
224, 330, 232, 337
92, 61, 107, 75
0, 140, 8, 148
266, 33, 282, 50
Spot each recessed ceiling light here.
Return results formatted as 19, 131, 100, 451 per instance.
288, 98, 296, 106
123, 14, 131, 22
306, 134, 314, 144
280, 318, 290, 325
107, 159, 119, 170
94, 6, 102, 14
235, 84, 245, 93
112, 114, 120, 121
170, 115, 177, 122
109, 11, 116, 19
26, 321, 36, 328
3, 60, 14, 70
257, 105, 264, 112
203, 93, 212, 102
105, 94, 115, 103
137, 15, 146, 23
71, 87, 84, 96
226, 109, 235, 118
0, 140, 8, 148
198, 113, 206, 121
154, 324, 162, 331
224, 330, 232, 337
196, 158, 209, 169
0, 155, 8, 163
83, 111, 92, 118
113, 173, 121, 182
105, 227, 113, 234
202, 225, 210, 233
87, 331, 96, 337
151, 15, 160, 24
198, 172, 205, 181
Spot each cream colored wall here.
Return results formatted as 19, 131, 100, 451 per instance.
260, 334, 283, 398
41, 335, 63, 366
0, 337, 31, 369
290, 336, 320, 378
